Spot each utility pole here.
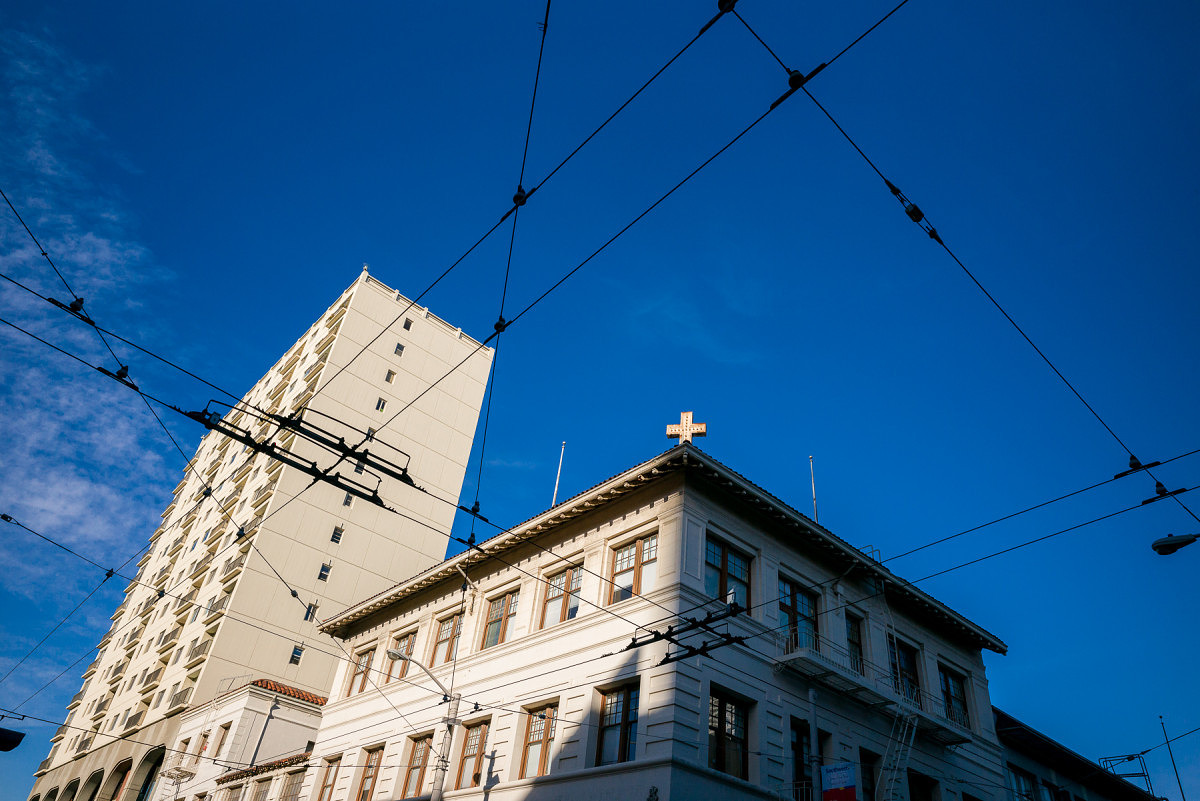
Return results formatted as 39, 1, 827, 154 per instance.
1161, 716, 1187, 801
388, 649, 461, 801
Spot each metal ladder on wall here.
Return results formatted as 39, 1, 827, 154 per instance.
876, 712, 918, 801
870, 572, 916, 801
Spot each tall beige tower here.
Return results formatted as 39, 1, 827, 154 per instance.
28, 270, 493, 801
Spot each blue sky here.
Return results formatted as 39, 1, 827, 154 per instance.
1, 1, 1198, 797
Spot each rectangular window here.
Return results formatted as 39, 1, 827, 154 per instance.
1007, 768, 1036, 801
888, 635, 922, 706
331, 525, 344, 543
402, 736, 432, 798
597, 685, 639, 765
846, 614, 865, 675
384, 370, 396, 383
542, 566, 582, 627
938, 665, 970, 727
455, 721, 489, 789
304, 603, 318, 622
226, 787, 244, 801
342, 492, 354, 507
348, 648, 376, 696
433, 614, 463, 665
778, 578, 819, 653
278, 773, 304, 801
394, 343, 405, 356
481, 590, 520, 649
403, 319, 412, 331
708, 691, 749, 780
250, 780, 270, 801
289, 646, 303, 665
705, 538, 751, 607
213, 723, 231, 759
356, 747, 383, 801
386, 632, 416, 682
318, 563, 331, 581
610, 533, 657, 604
315, 757, 340, 801
860, 749, 881, 801
353, 459, 366, 474
375, 398, 387, 412
790, 718, 812, 798
521, 705, 558, 778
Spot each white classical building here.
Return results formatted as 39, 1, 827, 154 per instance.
299, 443, 1014, 801
28, 270, 493, 801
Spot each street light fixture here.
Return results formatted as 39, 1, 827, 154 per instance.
386, 649, 461, 801
1150, 533, 1198, 556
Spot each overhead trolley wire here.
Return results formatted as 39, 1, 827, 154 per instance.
727, 4, 1200, 527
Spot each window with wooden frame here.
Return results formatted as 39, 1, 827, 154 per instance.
704, 537, 751, 607
708, 690, 749, 780
845, 613, 865, 675
887, 634, 922, 707
385, 632, 416, 683
277, 772, 304, 801
212, 723, 231, 760
346, 647, 375, 696
401, 736, 432, 798
938, 664, 970, 728
609, 533, 657, 604
355, 747, 384, 801
314, 757, 339, 801
249, 780, 270, 801
778, 577, 819, 653
226, 786, 244, 801
432, 614, 462, 665
520, 704, 558, 778
455, 721, 490, 789
481, 590, 519, 649
596, 684, 639, 765
541, 567, 582, 628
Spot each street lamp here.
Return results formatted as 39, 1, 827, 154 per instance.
386, 649, 461, 801
1150, 533, 1198, 556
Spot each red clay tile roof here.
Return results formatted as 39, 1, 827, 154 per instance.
216, 752, 309, 785
248, 679, 326, 706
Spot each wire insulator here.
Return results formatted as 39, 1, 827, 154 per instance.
68, 297, 85, 313
905, 202, 924, 223
513, 186, 527, 207
718, 0, 737, 11
494, 317, 508, 333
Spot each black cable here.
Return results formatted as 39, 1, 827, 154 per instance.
0, 268, 250, 409
797, 84, 1200, 528
732, 9, 790, 73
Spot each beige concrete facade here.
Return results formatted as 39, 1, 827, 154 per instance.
28, 271, 493, 801
300, 444, 1010, 801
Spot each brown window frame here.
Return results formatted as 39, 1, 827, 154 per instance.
314, 757, 340, 801
540, 567, 582, 628
355, 747, 384, 801
708, 690, 749, 780
480, 590, 520, 649
347, 647, 375, 696
609, 533, 658, 605
401, 736, 432, 798
432, 614, 463, 665
778, 577, 819, 653
596, 684, 639, 765
455, 720, 490, 789
704, 538, 751, 607
249, 780, 270, 801
520, 704, 558, 779
385, 632, 416, 683
277, 772, 304, 801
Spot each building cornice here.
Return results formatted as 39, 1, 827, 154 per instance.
321, 444, 1007, 654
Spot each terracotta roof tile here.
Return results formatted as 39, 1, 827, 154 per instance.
248, 679, 327, 706
216, 753, 309, 785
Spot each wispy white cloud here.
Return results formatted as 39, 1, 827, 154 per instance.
0, 30, 179, 713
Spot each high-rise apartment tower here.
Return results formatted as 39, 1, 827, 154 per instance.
28, 270, 493, 801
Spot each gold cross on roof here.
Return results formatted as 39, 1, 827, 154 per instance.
666, 411, 707, 444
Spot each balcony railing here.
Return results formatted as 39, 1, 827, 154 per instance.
159, 627, 181, 653
52, 723, 69, 741
175, 588, 197, 611
108, 662, 128, 684
76, 737, 93, 754
169, 686, 193, 710
67, 689, 85, 707
207, 594, 230, 617
141, 667, 163, 690
187, 639, 213, 668
123, 710, 144, 731
36, 757, 53, 774
775, 631, 971, 744
221, 552, 247, 580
